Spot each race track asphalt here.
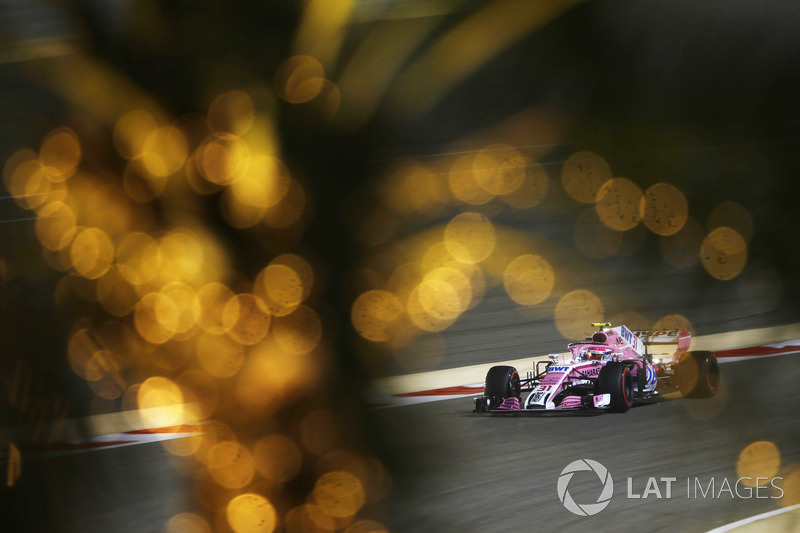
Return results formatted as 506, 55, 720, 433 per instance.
2, 336, 799, 533
377, 354, 800, 532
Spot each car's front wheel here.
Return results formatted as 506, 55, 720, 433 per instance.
595, 362, 633, 412
484, 365, 520, 408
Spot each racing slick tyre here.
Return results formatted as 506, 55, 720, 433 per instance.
484, 365, 520, 408
676, 351, 720, 398
595, 362, 633, 413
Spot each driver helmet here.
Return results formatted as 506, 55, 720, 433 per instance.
580, 347, 613, 361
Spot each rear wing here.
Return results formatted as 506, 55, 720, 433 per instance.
632, 329, 691, 358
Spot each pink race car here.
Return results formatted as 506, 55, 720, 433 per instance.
473, 322, 720, 413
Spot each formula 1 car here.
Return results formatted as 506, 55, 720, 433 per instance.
473, 323, 720, 413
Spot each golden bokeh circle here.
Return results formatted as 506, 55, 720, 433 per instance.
70, 227, 115, 279
561, 151, 612, 203
40, 127, 81, 179
208, 440, 255, 489
141, 126, 188, 178
196, 331, 245, 378
444, 212, 496, 264
113, 109, 157, 159
254, 264, 305, 316
503, 254, 555, 306
270, 253, 314, 301
473, 144, 525, 196
595, 178, 644, 231
700, 227, 748, 281
708, 201, 753, 243
642, 183, 688, 236
35, 201, 77, 251
554, 290, 604, 340
208, 90, 255, 136
418, 267, 472, 320
96, 266, 139, 317
737, 441, 781, 486
652, 314, 694, 336
313, 471, 365, 519
272, 305, 323, 354
137, 376, 185, 428
223, 293, 272, 346
226, 493, 277, 533
351, 290, 403, 342
502, 159, 549, 209
176, 369, 219, 422
196, 283, 237, 334
406, 285, 456, 333
134, 292, 177, 344
276, 55, 325, 104
448, 154, 494, 205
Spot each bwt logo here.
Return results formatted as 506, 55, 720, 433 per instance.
557, 459, 614, 516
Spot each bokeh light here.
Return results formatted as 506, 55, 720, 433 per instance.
223, 294, 272, 346
312, 471, 365, 519
708, 200, 754, 243
561, 151, 611, 203
641, 183, 688, 236
700, 227, 748, 280
652, 314, 694, 335
39, 127, 81, 179
444, 212, 496, 263
208, 440, 255, 489
737, 441, 781, 486
594, 177, 643, 231
137, 376, 185, 428
503, 254, 555, 305
70, 227, 115, 279
272, 305, 323, 354
554, 290, 604, 339
351, 290, 403, 342
208, 90, 255, 136
276, 55, 326, 104
227, 493, 277, 533
502, 159, 549, 209
472, 144, 525, 196
448, 154, 494, 205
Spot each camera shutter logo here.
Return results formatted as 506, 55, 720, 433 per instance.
557, 459, 614, 516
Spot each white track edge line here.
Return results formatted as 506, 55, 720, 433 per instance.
705, 503, 800, 533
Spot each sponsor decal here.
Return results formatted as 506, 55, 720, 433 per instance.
645, 366, 657, 385
549, 366, 571, 373
530, 391, 548, 403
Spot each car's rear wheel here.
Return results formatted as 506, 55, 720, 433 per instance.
595, 362, 633, 412
484, 365, 520, 408
676, 351, 720, 398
